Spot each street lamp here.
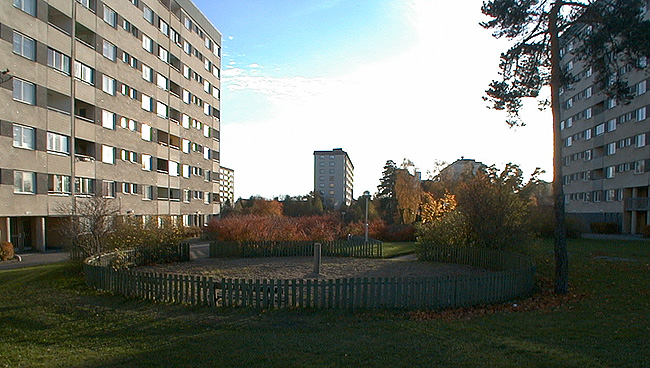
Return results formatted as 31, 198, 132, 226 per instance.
363, 190, 370, 243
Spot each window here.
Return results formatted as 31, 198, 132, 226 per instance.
49, 174, 71, 194
142, 34, 153, 52
74, 61, 94, 84
142, 64, 153, 82
156, 101, 168, 118
13, 78, 35, 104
566, 117, 572, 128
203, 125, 210, 138
169, 161, 179, 176
170, 28, 180, 45
13, 0, 36, 16
203, 146, 210, 160
606, 142, 616, 155
141, 124, 152, 141
636, 160, 646, 174
103, 181, 116, 197
143, 5, 154, 23
103, 5, 116, 27
102, 145, 115, 164
74, 177, 94, 195
102, 75, 115, 95
142, 185, 153, 200
212, 66, 220, 78
585, 87, 592, 99
47, 132, 69, 154
101, 110, 115, 129
158, 46, 169, 63
141, 94, 153, 111
184, 15, 192, 30
14, 171, 35, 194
182, 139, 190, 153
204, 59, 211, 71
182, 164, 190, 178
130, 56, 138, 69
47, 48, 70, 74
636, 134, 646, 148
183, 64, 191, 79
584, 107, 592, 119
156, 73, 168, 90
159, 19, 169, 35
638, 107, 647, 121
584, 128, 592, 140
13, 32, 36, 60
13, 124, 35, 149
182, 89, 190, 104
102, 40, 116, 61
565, 136, 573, 147
204, 103, 211, 116
584, 149, 592, 161
142, 154, 152, 171
595, 123, 605, 136
181, 114, 190, 129
605, 166, 615, 179
183, 40, 191, 54
607, 119, 616, 132
639, 80, 647, 95
606, 98, 617, 109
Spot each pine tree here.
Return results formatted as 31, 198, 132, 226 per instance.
482, 0, 650, 293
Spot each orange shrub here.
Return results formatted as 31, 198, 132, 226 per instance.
206, 214, 343, 242
0, 241, 15, 261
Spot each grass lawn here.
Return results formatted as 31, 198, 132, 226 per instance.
1, 238, 649, 367
381, 242, 416, 258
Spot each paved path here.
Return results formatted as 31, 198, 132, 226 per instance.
0, 250, 69, 271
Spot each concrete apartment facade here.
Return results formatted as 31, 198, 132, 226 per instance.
313, 148, 353, 209
218, 165, 234, 207
0, 0, 222, 250
559, 4, 650, 233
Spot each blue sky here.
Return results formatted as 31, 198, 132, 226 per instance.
195, 0, 553, 199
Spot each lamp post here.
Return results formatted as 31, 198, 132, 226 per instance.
363, 190, 370, 243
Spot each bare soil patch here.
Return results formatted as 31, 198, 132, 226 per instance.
139, 256, 494, 280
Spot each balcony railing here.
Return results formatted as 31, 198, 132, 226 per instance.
625, 197, 650, 211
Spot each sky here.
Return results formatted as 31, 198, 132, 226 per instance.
194, 0, 553, 200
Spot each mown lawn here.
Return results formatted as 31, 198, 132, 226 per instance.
1, 238, 649, 368
381, 242, 416, 258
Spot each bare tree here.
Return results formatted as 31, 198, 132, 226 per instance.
58, 196, 121, 256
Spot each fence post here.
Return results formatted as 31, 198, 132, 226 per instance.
313, 242, 321, 275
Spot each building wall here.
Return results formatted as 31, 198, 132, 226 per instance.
0, 0, 223, 248
559, 5, 650, 233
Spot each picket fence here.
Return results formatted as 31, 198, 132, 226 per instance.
209, 239, 383, 258
84, 242, 535, 310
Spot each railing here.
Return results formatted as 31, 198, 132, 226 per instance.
84, 242, 535, 310
209, 239, 383, 258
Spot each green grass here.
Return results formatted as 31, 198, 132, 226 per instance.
381, 242, 416, 258
1, 238, 649, 367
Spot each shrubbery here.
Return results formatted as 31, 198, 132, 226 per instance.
0, 241, 15, 261
590, 222, 620, 234
206, 214, 343, 242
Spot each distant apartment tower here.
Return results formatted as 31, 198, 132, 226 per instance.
0, 0, 223, 250
559, 5, 650, 233
218, 166, 234, 206
314, 148, 353, 209
438, 158, 486, 181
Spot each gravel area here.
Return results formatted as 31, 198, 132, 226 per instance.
138, 256, 494, 280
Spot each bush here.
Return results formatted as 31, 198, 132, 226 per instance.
590, 222, 619, 234
641, 225, 650, 238
206, 214, 343, 242
384, 224, 416, 242
529, 207, 584, 239
415, 210, 471, 247
345, 219, 387, 241
0, 241, 15, 261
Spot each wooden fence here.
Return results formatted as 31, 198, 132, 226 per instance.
209, 239, 383, 258
84, 242, 535, 310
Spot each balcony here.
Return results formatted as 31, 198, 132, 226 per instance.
625, 197, 650, 211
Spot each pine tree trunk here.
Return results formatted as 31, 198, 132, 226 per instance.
549, 1, 569, 294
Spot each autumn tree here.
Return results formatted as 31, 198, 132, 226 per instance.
481, 0, 650, 294
395, 166, 422, 224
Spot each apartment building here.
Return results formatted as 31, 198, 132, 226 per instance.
0, 0, 222, 250
313, 148, 353, 209
559, 5, 650, 233
218, 165, 234, 206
